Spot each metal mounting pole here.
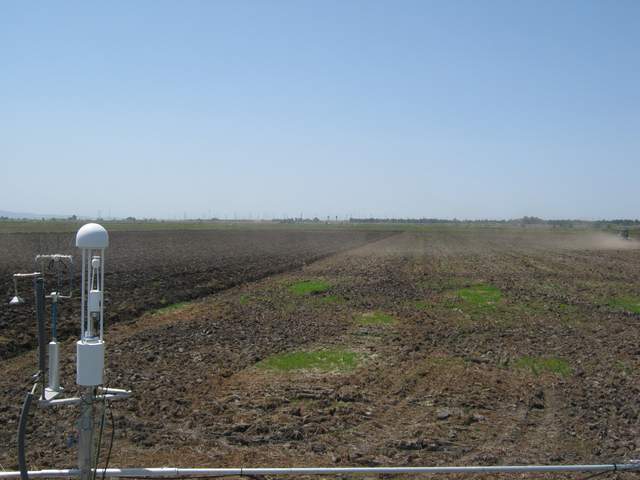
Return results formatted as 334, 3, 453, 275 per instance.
35, 278, 46, 394
48, 293, 60, 393
78, 388, 95, 480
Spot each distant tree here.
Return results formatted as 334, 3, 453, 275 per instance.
522, 216, 544, 225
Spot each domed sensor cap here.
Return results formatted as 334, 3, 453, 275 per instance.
76, 223, 109, 249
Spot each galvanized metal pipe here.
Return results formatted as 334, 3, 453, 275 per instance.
39, 392, 129, 408
1, 463, 639, 478
77, 389, 95, 480
34, 277, 46, 393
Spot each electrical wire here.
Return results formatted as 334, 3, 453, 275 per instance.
575, 462, 640, 480
19, 372, 41, 391
101, 401, 115, 480
17, 383, 37, 480
94, 380, 117, 480
92, 396, 107, 480
577, 468, 616, 480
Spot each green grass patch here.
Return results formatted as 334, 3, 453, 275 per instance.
258, 349, 358, 372
153, 301, 190, 315
615, 360, 632, 376
457, 284, 502, 305
608, 297, 640, 314
289, 279, 331, 296
320, 294, 345, 304
514, 356, 571, 377
414, 300, 433, 310
357, 311, 395, 325
447, 284, 504, 318
239, 294, 250, 305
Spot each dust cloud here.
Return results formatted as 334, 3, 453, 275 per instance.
345, 228, 640, 259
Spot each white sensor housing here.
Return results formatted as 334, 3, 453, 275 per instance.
76, 223, 108, 386
88, 290, 102, 313
76, 340, 105, 386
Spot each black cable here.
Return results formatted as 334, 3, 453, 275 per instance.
577, 461, 640, 480
577, 468, 615, 480
101, 401, 115, 480
92, 395, 108, 480
17, 383, 37, 480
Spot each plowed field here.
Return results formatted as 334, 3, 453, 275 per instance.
0, 228, 389, 359
2, 226, 640, 479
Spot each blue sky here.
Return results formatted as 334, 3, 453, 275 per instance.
2, 1, 638, 220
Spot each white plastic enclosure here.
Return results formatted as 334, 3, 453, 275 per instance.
75, 223, 108, 386
88, 290, 102, 313
76, 340, 104, 386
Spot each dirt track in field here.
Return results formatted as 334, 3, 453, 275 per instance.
1, 227, 640, 479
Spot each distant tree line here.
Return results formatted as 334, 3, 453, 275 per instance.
594, 219, 640, 226
350, 218, 464, 224
349, 217, 517, 224
274, 217, 327, 224
1, 216, 638, 227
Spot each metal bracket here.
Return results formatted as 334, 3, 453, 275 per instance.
43, 386, 64, 402
38, 388, 132, 408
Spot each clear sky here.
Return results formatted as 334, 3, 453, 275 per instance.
2, 1, 639, 220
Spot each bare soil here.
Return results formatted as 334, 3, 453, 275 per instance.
0, 228, 389, 359
1, 227, 640, 479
